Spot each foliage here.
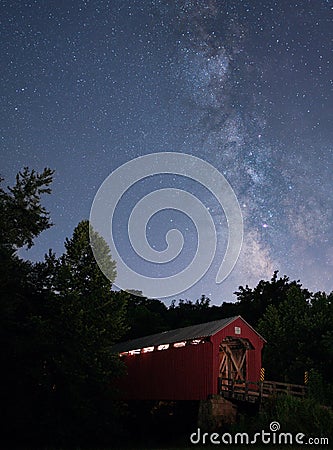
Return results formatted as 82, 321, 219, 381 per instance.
259, 395, 333, 441
168, 295, 213, 328
0, 168, 55, 446
258, 286, 333, 387
123, 294, 240, 340
0, 167, 53, 251
307, 368, 333, 405
0, 170, 128, 448
234, 271, 310, 326
33, 220, 129, 445
124, 292, 168, 339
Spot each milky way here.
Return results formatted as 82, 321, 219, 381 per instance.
1, 0, 332, 302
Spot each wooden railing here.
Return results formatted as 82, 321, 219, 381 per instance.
218, 378, 307, 402
261, 380, 307, 398
219, 378, 261, 403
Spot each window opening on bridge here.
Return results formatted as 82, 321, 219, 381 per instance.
157, 344, 169, 350
142, 346, 154, 353
128, 349, 140, 355
173, 341, 186, 348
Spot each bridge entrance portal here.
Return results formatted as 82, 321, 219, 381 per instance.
218, 337, 254, 385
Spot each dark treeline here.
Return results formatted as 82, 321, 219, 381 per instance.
0, 169, 129, 448
1, 168, 332, 448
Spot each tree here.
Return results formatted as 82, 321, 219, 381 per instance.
0, 167, 54, 335
167, 295, 213, 328
34, 220, 129, 445
234, 271, 310, 326
124, 292, 168, 339
0, 168, 55, 446
0, 167, 53, 252
258, 286, 333, 390
0, 168, 129, 447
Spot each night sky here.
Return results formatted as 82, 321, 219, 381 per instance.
2, 0, 332, 303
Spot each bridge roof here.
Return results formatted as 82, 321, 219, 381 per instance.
112, 316, 239, 353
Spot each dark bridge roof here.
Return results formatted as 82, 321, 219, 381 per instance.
112, 316, 238, 353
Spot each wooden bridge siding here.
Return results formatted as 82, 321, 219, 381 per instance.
210, 317, 265, 394
247, 344, 263, 385
120, 341, 214, 400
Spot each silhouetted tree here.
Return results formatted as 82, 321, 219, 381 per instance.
0, 169, 129, 447
258, 286, 333, 392
32, 220, 129, 445
234, 270, 310, 326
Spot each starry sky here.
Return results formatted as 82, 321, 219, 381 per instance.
1, 0, 332, 303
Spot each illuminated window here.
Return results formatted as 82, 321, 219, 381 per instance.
157, 344, 169, 350
142, 346, 154, 353
235, 326, 241, 335
128, 349, 141, 355
173, 341, 186, 348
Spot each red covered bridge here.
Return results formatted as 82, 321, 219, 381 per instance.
112, 316, 266, 401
